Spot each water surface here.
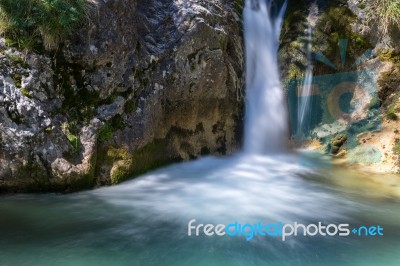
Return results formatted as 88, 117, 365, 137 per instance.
1, 154, 399, 266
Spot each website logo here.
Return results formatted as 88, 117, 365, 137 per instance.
188, 219, 384, 241
286, 39, 382, 166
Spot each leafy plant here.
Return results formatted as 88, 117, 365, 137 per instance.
61, 122, 80, 154
365, 0, 400, 36
0, 0, 89, 50
98, 124, 114, 143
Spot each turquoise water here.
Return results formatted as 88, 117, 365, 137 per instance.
0, 154, 399, 266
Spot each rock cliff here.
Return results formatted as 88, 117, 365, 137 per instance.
0, 0, 244, 192
280, 0, 400, 173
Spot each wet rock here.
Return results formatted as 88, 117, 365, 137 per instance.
0, 0, 244, 192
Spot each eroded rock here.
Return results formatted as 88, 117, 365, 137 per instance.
0, 0, 244, 192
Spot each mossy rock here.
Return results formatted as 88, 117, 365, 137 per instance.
387, 112, 398, 120
331, 134, 347, 154
110, 159, 133, 185
313, 6, 372, 75
96, 139, 183, 185
129, 139, 182, 178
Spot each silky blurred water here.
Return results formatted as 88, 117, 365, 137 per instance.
1, 1, 399, 265
243, 0, 289, 153
0, 154, 399, 266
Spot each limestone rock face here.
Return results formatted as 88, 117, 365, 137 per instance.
0, 0, 244, 192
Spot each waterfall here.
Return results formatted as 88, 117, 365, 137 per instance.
243, 0, 289, 154
296, 24, 314, 140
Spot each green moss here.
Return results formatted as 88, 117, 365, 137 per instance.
61, 122, 80, 154
6, 54, 29, 68
308, 6, 372, 76
130, 139, 182, 177
124, 100, 136, 113
63, 174, 96, 192
12, 73, 22, 88
378, 67, 400, 110
107, 146, 130, 161
280, 1, 308, 51
97, 115, 126, 144
387, 112, 398, 120
386, 96, 400, 120
98, 124, 114, 143
102, 146, 132, 184
190, 62, 196, 71
96, 138, 183, 185
287, 64, 303, 80
110, 114, 125, 129
54, 51, 102, 125
357, 2, 366, 9
110, 161, 132, 185
66, 133, 79, 154
20, 88, 32, 98
378, 49, 400, 63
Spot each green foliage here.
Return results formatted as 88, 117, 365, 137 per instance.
44, 126, 52, 133
130, 139, 181, 177
234, 0, 244, 19
6, 54, 29, 68
98, 115, 126, 143
124, 100, 136, 113
98, 124, 114, 143
312, 6, 371, 75
61, 122, 80, 154
21, 88, 32, 98
110, 162, 132, 185
0, 0, 89, 50
378, 49, 400, 63
279, 1, 309, 82
12, 73, 22, 88
357, 2, 366, 9
365, 0, 400, 36
107, 146, 130, 161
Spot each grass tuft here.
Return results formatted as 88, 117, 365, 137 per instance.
0, 0, 89, 50
365, 0, 400, 36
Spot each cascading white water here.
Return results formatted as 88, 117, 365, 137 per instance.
1, 2, 400, 266
243, 0, 289, 154
296, 24, 314, 139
